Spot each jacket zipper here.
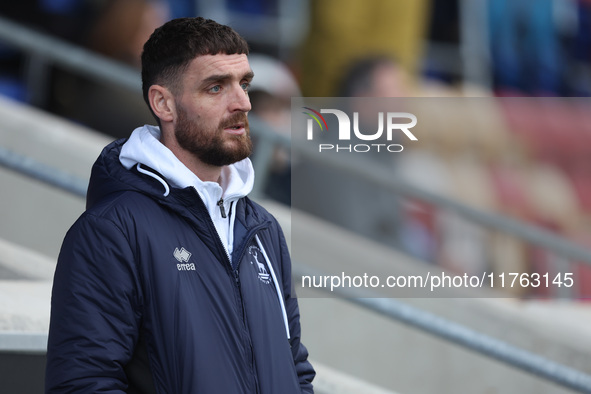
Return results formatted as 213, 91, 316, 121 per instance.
232, 264, 260, 394
229, 227, 268, 394
217, 198, 227, 218
228, 220, 270, 394
192, 189, 268, 394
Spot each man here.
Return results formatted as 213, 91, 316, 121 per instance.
45, 17, 315, 393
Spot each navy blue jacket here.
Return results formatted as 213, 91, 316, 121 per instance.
46, 139, 315, 393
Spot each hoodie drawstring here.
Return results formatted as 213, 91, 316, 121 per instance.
255, 234, 290, 340
137, 163, 170, 197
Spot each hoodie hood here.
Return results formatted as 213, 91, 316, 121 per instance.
87, 125, 255, 259
119, 125, 255, 215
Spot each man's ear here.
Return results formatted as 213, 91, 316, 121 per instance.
148, 85, 175, 123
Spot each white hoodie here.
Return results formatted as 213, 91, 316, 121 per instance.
119, 125, 255, 259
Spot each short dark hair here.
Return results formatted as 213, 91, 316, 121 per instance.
141, 17, 249, 116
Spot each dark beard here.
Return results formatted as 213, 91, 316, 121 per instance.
175, 107, 253, 167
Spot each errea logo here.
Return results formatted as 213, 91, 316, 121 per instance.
174, 247, 195, 271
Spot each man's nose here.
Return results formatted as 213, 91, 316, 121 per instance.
229, 84, 252, 113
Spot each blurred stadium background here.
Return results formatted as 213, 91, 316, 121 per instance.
2, 0, 591, 393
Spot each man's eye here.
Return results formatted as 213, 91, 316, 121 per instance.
241, 82, 250, 92
210, 85, 221, 93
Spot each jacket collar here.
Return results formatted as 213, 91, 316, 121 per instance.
118, 125, 255, 217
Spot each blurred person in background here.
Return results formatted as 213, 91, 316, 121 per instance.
88, 0, 170, 68
45, 17, 314, 393
46, 0, 170, 138
0, 0, 170, 137
337, 55, 412, 98
299, 0, 430, 97
294, 55, 411, 250
248, 53, 300, 205
295, 0, 431, 251
487, 0, 562, 96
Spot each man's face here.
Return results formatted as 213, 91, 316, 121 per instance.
173, 54, 254, 167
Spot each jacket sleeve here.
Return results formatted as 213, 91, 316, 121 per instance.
46, 213, 142, 393
275, 220, 316, 393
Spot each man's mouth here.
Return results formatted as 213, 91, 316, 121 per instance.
224, 123, 246, 135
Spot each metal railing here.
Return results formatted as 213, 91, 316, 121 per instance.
0, 145, 88, 198
292, 140, 591, 266
1, 16, 591, 394
0, 16, 140, 100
